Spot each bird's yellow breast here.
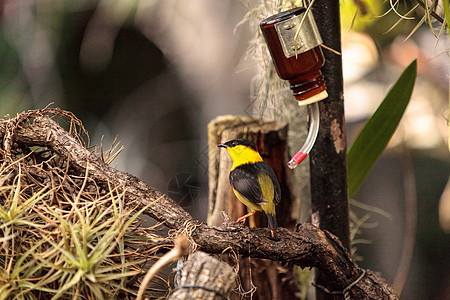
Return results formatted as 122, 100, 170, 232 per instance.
225, 145, 263, 170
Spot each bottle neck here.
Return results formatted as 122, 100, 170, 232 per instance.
288, 70, 327, 103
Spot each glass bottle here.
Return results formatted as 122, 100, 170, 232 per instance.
260, 7, 328, 105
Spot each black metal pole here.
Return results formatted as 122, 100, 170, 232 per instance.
310, 1, 350, 299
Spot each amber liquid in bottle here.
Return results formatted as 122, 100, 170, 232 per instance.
260, 7, 327, 104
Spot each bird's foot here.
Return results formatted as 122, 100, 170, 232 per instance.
269, 229, 280, 241
236, 211, 256, 225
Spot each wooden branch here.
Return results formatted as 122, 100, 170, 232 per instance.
0, 114, 398, 299
0, 115, 192, 229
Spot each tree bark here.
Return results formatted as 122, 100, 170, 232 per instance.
311, 1, 350, 299
0, 111, 398, 299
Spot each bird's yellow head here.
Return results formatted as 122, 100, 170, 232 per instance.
218, 138, 263, 169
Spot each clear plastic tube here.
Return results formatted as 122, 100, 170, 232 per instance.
287, 102, 320, 169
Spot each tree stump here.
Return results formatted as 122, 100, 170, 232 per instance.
207, 115, 302, 299
168, 251, 237, 300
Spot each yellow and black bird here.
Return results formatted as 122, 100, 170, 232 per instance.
218, 138, 281, 232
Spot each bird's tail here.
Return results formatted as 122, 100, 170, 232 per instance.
266, 213, 277, 229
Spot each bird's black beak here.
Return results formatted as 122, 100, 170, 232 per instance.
218, 143, 227, 148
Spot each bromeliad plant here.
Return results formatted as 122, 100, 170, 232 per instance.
0, 116, 166, 300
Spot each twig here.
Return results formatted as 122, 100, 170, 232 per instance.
416, 0, 445, 24
137, 235, 189, 300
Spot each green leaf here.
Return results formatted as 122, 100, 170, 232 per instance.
443, 0, 450, 34
444, 0, 450, 152
347, 60, 417, 199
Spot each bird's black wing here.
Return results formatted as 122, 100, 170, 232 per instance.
229, 164, 266, 206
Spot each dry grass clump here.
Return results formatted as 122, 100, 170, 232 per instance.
0, 110, 168, 299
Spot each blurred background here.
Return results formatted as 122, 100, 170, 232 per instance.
0, 0, 449, 298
